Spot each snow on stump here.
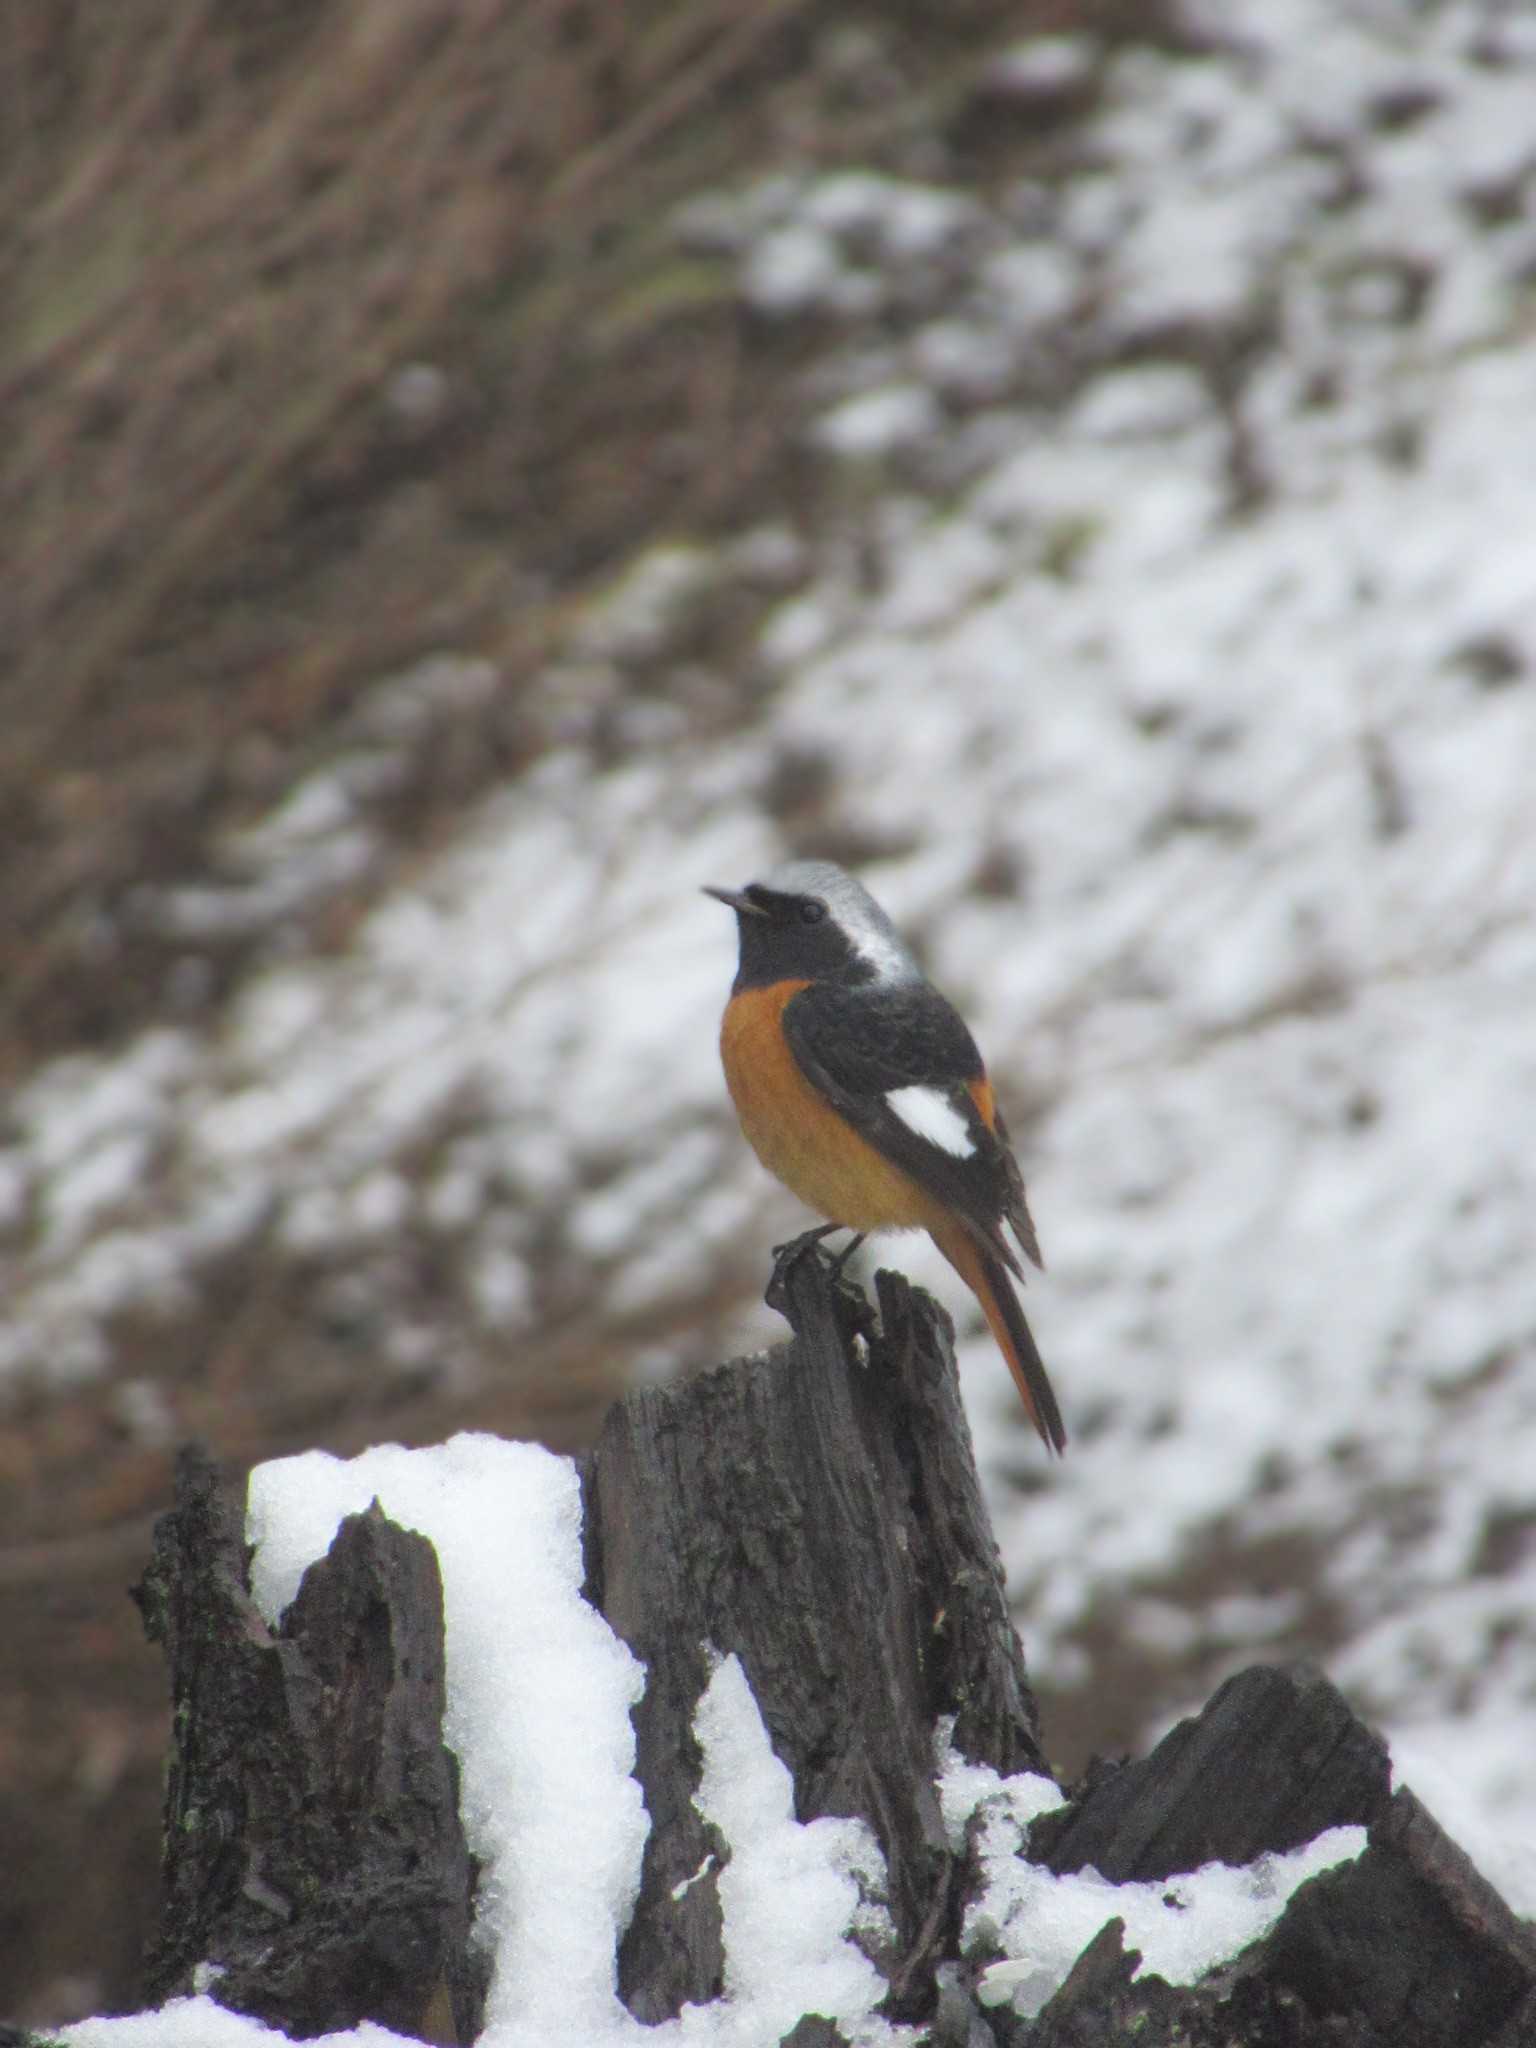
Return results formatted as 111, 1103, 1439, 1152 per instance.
113, 1247, 1536, 2048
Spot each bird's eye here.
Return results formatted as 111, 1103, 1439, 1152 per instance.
800, 899, 826, 925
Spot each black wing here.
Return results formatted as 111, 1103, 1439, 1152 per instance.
781, 979, 1039, 1273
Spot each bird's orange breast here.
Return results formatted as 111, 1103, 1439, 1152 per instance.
719, 980, 937, 1232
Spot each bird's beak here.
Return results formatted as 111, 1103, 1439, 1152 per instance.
703, 884, 768, 916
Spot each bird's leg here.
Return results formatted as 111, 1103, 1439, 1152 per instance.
822, 1231, 879, 1351
765, 1221, 877, 1343
766, 1221, 865, 1320
826, 1231, 866, 1281
768, 1222, 866, 1285
768, 1222, 839, 1314
769, 1220, 843, 1262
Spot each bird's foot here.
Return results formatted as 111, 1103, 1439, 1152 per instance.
769, 1221, 842, 1263
766, 1225, 873, 1333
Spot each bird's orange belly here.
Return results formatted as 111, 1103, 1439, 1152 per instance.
720, 981, 935, 1233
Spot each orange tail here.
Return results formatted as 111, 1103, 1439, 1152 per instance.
931, 1222, 1067, 1454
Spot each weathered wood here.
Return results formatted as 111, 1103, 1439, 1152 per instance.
1014, 1920, 1201, 2048
1030, 1662, 1392, 1882
134, 1444, 477, 2042
778, 2018, 851, 2047
1003, 1663, 1536, 2046
581, 1245, 1048, 2024
1004, 1914, 1336, 2048
1253, 1782, 1536, 2046
124, 1268, 1536, 2046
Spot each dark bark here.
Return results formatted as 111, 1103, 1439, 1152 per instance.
778, 2020, 851, 2048
1252, 1783, 1536, 2046
133, 1444, 478, 2043
1005, 1917, 1330, 2048
582, 1248, 1047, 2024
1030, 1661, 1392, 1882
124, 1262, 1536, 2047
1007, 1662, 1536, 2047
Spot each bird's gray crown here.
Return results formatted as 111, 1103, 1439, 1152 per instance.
759, 859, 921, 983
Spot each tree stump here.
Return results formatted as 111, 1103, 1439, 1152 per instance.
125, 1248, 1536, 2045
134, 1446, 478, 2042
583, 1254, 1046, 2023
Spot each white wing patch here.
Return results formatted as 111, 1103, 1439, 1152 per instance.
886, 1084, 975, 1157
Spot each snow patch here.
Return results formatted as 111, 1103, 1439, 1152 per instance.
939, 1738, 1366, 2021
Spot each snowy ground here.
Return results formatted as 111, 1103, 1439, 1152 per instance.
10, 0, 1536, 2021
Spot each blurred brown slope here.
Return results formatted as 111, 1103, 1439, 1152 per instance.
0, 0, 1120, 2023
1, 0, 821, 1075
2, 0, 823, 2020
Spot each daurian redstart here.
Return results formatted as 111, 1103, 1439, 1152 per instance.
706, 860, 1065, 1453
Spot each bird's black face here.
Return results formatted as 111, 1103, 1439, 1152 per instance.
704, 881, 870, 992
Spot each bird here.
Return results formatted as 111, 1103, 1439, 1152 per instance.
704, 859, 1065, 1453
